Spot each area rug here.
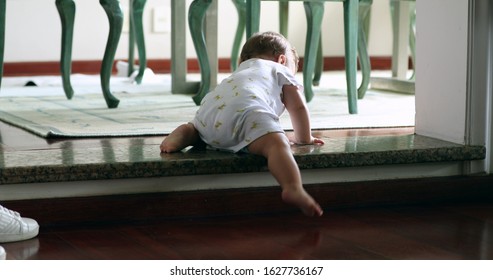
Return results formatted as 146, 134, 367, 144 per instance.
0, 73, 415, 138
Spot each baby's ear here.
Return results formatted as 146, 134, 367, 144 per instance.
277, 54, 287, 65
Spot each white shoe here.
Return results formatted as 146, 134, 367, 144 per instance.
0, 245, 6, 260
0, 205, 39, 243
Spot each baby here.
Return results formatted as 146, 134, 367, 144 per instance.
161, 31, 324, 216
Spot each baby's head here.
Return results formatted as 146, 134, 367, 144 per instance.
240, 31, 299, 74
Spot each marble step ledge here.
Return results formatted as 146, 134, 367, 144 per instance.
0, 134, 486, 185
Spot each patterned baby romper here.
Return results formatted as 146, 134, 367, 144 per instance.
192, 58, 303, 152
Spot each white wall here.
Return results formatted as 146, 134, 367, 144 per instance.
3, 0, 393, 62
414, 0, 469, 144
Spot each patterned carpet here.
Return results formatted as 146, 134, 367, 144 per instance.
0, 72, 415, 138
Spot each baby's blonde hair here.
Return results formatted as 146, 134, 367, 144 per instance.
240, 31, 299, 72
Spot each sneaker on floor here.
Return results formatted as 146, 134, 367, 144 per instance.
0, 205, 39, 243
0, 245, 6, 260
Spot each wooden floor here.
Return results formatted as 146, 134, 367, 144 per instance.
1, 122, 493, 260
1, 200, 491, 260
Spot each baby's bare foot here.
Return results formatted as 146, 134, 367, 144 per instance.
160, 124, 197, 153
282, 189, 323, 217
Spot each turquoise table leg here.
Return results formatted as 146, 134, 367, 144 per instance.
232, 0, 289, 72
245, 0, 260, 37
55, 0, 75, 100
100, 0, 123, 109
313, 0, 371, 99
279, 0, 289, 37
344, 0, 359, 114
303, 1, 324, 103
0, 0, 6, 88
130, 0, 146, 84
230, 0, 245, 71
188, 0, 212, 105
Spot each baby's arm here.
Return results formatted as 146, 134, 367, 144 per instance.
282, 85, 324, 145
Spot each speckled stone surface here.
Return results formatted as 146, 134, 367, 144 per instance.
0, 133, 485, 185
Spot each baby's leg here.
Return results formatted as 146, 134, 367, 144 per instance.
248, 133, 323, 217
160, 123, 201, 153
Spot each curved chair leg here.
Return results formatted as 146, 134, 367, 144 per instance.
303, 2, 324, 103
231, 0, 246, 71
131, 0, 147, 84
314, 0, 372, 95
100, 0, 123, 108
189, 0, 212, 105
312, 36, 323, 86
357, 0, 372, 99
56, 0, 76, 100
310, 1, 323, 88
236, 0, 289, 72
128, 1, 135, 76
343, 0, 359, 114
0, 0, 6, 88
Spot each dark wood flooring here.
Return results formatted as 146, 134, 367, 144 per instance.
1, 122, 493, 260
2, 200, 492, 260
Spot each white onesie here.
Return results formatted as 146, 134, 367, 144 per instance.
192, 58, 303, 152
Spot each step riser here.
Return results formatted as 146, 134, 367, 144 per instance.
3, 175, 493, 227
